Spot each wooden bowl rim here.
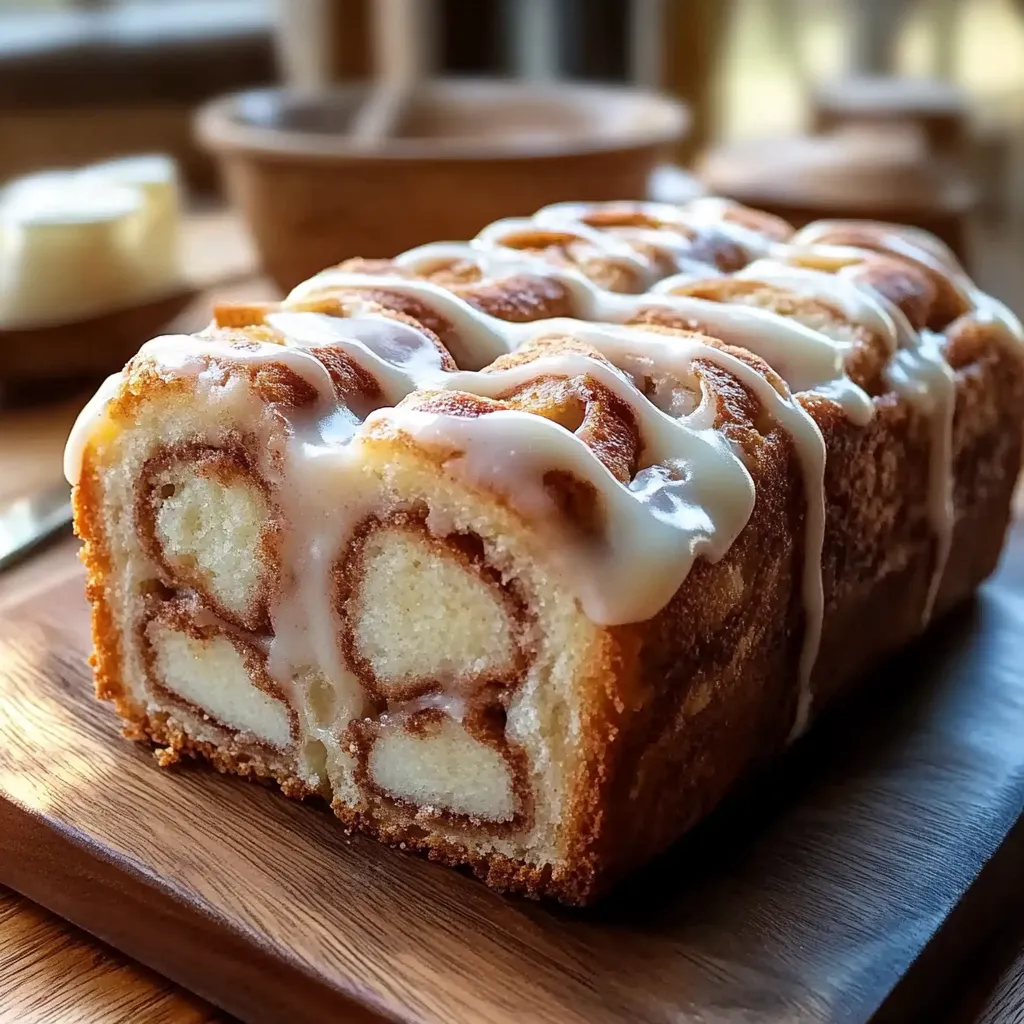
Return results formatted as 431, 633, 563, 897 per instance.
705, 176, 978, 217
195, 79, 689, 163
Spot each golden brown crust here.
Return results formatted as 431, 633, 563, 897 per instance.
797, 224, 969, 329
212, 297, 458, 379
482, 227, 649, 293
502, 375, 640, 484
719, 203, 795, 242
460, 274, 578, 323
211, 301, 281, 329
660, 276, 892, 395
845, 254, 942, 332
75, 447, 129, 713
308, 347, 385, 405
395, 335, 644, 485
307, 263, 578, 351
577, 208, 751, 273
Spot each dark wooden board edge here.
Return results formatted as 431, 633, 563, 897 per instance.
945, 928, 1024, 1024
878, 813, 1024, 1023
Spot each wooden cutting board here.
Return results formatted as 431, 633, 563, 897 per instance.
1, 529, 1023, 1024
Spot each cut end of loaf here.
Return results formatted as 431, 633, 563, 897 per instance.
71, 354, 607, 898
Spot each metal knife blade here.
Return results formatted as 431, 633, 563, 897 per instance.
0, 482, 74, 572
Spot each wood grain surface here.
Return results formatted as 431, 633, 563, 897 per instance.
0, 527, 1022, 1023
970, 948, 1024, 1024
0, 884, 224, 1024
947, 932, 1024, 1024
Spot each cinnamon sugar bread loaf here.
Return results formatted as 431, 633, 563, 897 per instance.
65, 199, 1024, 904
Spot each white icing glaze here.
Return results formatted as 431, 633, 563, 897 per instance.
266, 309, 452, 404
679, 197, 779, 257
734, 259, 904, 355
791, 219, 964, 275
266, 437, 367, 725
536, 325, 826, 735
368, 399, 752, 626
726, 255, 960, 628
139, 332, 336, 391
289, 267, 518, 370
394, 240, 544, 279
537, 199, 776, 264
527, 204, 699, 283
295, 259, 877, 428
787, 218, 1024, 353
451, 350, 757, 618
63, 318, 440, 485
724, 250, 966, 629
64, 372, 125, 485
64, 333, 341, 486
884, 330, 957, 621
640, 285, 876, 423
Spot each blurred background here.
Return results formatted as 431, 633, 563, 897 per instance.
2, 0, 1023, 301
2, 0, 1023, 182
1, 0, 1024, 513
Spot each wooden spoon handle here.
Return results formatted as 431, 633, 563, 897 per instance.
348, 82, 410, 146
348, 0, 430, 147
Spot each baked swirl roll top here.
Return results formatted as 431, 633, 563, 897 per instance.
66, 198, 1024, 902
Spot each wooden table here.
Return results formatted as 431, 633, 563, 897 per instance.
0, 882, 223, 1024
950, 942, 1024, 1024
1, 212, 1023, 1024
